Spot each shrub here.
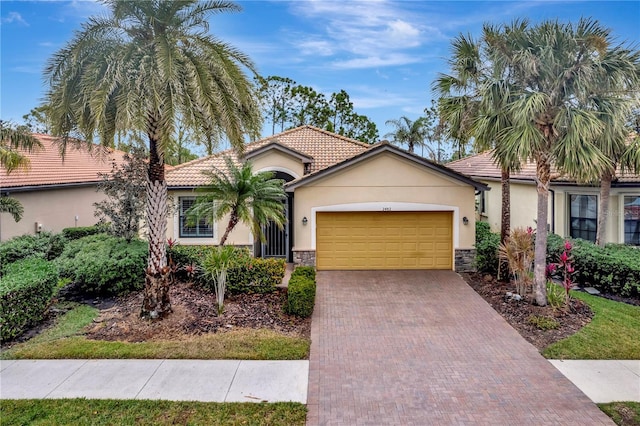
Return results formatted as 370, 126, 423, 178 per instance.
291, 266, 316, 281
226, 256, 286, 294
56, 234, 147, 295
46, 233, 68, 260
201, 246, 235, 314
61, 224, 108, 241
547, 235, 640, 297
0, 233, 52, 274
475, 221, 500, 274
285, 273, 316, 318
0, 258, 58, 341
499, 227, 534, 296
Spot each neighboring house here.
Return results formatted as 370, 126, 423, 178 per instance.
0, 134, 125, 241
447, 151, 640, 246
166, 126, 488, 271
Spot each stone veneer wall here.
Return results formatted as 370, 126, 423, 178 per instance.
454, 249, 476, 272
293, 250, 316, 267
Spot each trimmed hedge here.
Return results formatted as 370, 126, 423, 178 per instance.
291, 266, 316, 281
0, 234, 52, 274
547, 234, 640, 297
285, 267, 316, 317
61, 224, 108, 241
56, 234, 147, 295
168, 245, 286, 294
475, 221, 500, 274
0, 258, 58, 342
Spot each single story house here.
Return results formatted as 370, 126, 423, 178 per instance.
447, 151, 640, 246
0, 134, 125, 241
166, 126, 488, 271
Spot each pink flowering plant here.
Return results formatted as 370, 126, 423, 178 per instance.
550, 240, 575, 306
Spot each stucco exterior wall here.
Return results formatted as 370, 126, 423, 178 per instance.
0, 186, 106, 241
167, 190, 253, 247
291, 153, 477, 252
249, 151, 304, 179
482, 180, 548, 233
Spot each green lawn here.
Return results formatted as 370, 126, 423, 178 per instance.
543, 291, 640, 359
598, 402, 640, 426
1, 304, 309, 360
0, 399, 306, 426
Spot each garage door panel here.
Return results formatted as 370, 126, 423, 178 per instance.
316, 211, 453, 270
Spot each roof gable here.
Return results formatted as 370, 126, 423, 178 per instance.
166, 126, 370, 187
1, 134, 126, 190
286, 142, 489, 192
244, 141, 313, 163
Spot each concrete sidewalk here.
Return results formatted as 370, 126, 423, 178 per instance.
549, 360, 640, 403
0, 359, 308, 403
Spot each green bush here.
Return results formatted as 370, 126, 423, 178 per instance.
285, 274, 316, 318
61, 224, 108, 241
169, 245, 285, 294
475, 221, 500, 274
547, 235, 640, 297
291, 266, 316, 281
0, 233, 53, 274
0, 258, 58, 341
56, 234, 148, 295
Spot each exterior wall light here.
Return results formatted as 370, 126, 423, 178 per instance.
462, 216, 469, 225
302, 216, 308, 225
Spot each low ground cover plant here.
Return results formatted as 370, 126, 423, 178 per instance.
56, 234, 147, 295
285, 267, 316, 318
547, 234, 640, 297
0, 258, 58, 341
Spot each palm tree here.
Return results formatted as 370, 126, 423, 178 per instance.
187, 157, 286, 246
44, 0, 262, 318
384, 116, 430, 154
488, 19, 640, 305
434, 31, 521, 246
0, 121, 43, 223
0, 121, 43, 173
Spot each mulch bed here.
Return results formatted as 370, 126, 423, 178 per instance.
83, 282, 311, 342
462, 272, 594, 351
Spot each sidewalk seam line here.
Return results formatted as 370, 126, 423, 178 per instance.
44, 359, 89, 399
224, 361, 242, 402
135, 359, 165, 400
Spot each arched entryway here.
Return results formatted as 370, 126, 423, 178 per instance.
258, 170, 294, 262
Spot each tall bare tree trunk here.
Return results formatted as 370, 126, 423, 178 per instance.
595, 170, 613, 247
533, 154, 551, 306
498, 167, 511, 281
219, 213, 239, 246
141, 113, 172, 319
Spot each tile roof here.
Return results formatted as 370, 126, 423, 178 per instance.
1, 134, 127, 190
447, 151, 640, 184
166, 125, 370, 187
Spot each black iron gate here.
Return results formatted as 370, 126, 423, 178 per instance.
261, 204, 288, 258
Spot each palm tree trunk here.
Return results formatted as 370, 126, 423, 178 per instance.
595, 170, 612, 247
141, 113, 171, 319
498, 167, 511, 281
219, 212, 239, 246
533, 155, 551, 306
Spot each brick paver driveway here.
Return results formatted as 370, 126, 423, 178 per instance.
306, 270, 612, 425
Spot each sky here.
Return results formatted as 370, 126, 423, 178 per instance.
1, 0, 639, 145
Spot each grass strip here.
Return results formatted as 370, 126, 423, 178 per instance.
1, 305, 309, 360
598, 402, 640, 426
0, 399, 306, 426
543, 291, 640, 359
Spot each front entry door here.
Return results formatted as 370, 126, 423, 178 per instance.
261, 203, 288, 258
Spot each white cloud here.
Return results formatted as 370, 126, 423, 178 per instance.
297, 39, 334, 56
332, 53, 423, 70
2, 12, 28, 26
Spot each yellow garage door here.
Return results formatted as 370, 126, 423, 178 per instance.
316, 211, 453, 270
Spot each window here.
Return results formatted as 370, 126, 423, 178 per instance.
624, 195, 640, 246
569, 194, 597, 242
179, 197, 213, 238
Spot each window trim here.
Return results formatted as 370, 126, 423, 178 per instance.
177, 196, 215, 239
568, 193, 598, 242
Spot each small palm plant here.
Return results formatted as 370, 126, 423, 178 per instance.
499, 227, 535, 297
203, 246, 235, 315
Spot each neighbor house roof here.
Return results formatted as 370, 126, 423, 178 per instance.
447, 151, 640, 186
166, 125, 370, 187
1, 134, 127, 191
285, 142, 490, 192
